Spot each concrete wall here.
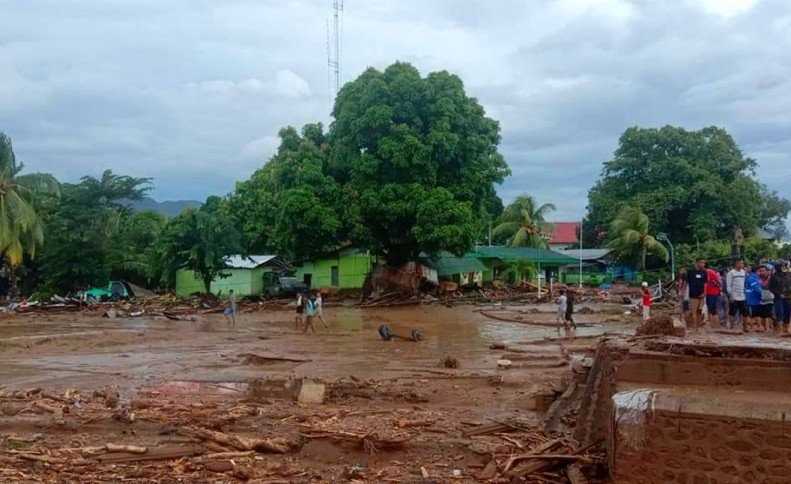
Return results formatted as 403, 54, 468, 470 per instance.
295, 252, 373, 290
614, 408, 791, 484
175, 267, 267, 297
571, 338, 791, 484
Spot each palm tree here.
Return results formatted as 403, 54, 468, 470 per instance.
0, 133, 59, 298
492, 195, 556, 248
607, 206, 668, 271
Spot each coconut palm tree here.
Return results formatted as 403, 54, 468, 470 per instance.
0, 133, 59, 298
492, 195, 556, 248
607, 206, 668, 271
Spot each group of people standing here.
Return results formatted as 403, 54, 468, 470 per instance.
678, 258, 791, 334
295, 291, 328, 333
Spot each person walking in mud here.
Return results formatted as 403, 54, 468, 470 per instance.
303, 292, 319, 334
315, 291, 329, 329
223, 289, 237, 327
556, 288, 568, 335
564, 287, 577, 336
295, 291, 305, 330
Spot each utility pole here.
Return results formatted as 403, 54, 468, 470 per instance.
579, 218, 583, 289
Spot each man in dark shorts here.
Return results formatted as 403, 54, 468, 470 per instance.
565, 288, 577, 336
686, 259, 708, 331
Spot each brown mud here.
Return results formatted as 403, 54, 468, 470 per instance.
0, 303, 629, 482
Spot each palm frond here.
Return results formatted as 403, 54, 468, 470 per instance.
511, 228, 528, 247
492, 221, 520, 238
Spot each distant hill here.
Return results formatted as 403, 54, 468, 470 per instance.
128, 198, 202, 217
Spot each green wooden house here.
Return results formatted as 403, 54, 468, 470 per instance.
471, 246, 579, 283
295, 248, 375, 290
175, 255, 288, 297
426, 253, 488, 285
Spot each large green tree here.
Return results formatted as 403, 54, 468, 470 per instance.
328, 62, 510, 264
587, 126, 789, 245
38, 170, 150, 293
492, 195, 556, 248
228, 124, 347, 261
0, 133, 59, 297
607, 206, 669, 271
108, 210, 168, 287
155, 196, 242, 293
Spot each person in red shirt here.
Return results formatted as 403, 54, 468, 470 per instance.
641, 282, 652, 321
705, 265, 723, 328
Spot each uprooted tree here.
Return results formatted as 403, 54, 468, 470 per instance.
230, 62, 510, 266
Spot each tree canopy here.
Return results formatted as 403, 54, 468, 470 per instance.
155, 196, 242, 293
37, 170, 150, 294
227, 124, 347, 261
229, 62, 509, 265
587, 126, 790, 246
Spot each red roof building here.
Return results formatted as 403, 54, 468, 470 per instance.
547, 222, 580, 248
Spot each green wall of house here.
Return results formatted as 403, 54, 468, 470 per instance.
175, 267, 269, 297
295, 252, 373, 289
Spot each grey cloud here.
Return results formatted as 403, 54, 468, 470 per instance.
0, 0, 789, 223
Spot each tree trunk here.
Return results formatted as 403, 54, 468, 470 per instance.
8, 266, 19, 301
640, 245, 647, 272
203, 275, 212, 295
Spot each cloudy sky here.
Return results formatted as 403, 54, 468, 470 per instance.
2, 0, 790, 221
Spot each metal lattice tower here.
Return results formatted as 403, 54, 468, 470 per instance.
327, 0, 343, 100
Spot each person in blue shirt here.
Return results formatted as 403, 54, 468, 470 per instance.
744, 264, 767, 332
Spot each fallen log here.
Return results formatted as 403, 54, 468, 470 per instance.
239, 353, 311, 364
300, 427, 410, 454
105, 443, 147, 454
184, 427, 299, 454
95, 445, 203, 464
503, 438, 564, 473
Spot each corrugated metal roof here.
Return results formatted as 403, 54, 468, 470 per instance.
556, 249, 612, 261
473, 246, 579, 265
429, 256, 488, 276
224, 255, 279, 269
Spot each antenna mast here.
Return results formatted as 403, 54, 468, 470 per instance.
328, 0, 343, 98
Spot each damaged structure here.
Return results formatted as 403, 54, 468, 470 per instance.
547, 335, 791, 483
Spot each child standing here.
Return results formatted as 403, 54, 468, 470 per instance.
641, 282, 652, 321
556, 289, 568, 335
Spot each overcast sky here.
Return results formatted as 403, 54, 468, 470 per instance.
2, 0, 790, 221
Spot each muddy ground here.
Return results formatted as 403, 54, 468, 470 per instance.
0, 301, 631, 482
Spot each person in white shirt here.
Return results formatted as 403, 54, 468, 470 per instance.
556, 289, 568, 335
315, 292, 329, 329
726, 259, 747, 329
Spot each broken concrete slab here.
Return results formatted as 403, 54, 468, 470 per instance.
297, 379, 326, 405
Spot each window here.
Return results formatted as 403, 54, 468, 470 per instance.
331, 266, 339, 287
